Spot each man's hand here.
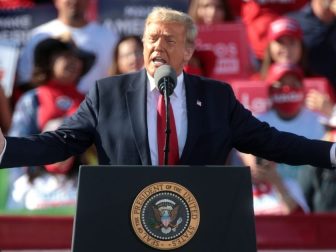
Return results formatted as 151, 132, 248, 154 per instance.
305, 89, 333, 116
0, 128, 5, 153
330, 0, 336, 16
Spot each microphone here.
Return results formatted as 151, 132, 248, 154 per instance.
154, 65, 177, 165
154, 65, 177, 96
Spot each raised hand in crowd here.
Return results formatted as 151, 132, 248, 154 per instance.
305, 89, 334, 117
332, 0, 336, 13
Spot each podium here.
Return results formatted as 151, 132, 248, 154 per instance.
72, 165, 257, 251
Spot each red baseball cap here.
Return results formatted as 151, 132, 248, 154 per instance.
267, 17, 302, 43
265, 63, 304, 86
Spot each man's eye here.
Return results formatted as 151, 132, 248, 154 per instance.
167, 39, 176, 44
146, 36, 156, 42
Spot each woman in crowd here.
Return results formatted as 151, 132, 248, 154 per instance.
6, 35, 95, 210
188, 0, 235, 24
185, 0, 235, 77
109, 35, 144, 76
258, 17, 308, 80
240, 0, 307, 63
257, 16, 335, 117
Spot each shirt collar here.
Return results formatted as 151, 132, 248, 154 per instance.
147, 70, 184, 98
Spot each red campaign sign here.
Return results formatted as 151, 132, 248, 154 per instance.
303, 77, 331, 94
196, 23, 253, 81
231, 78, 331, 115
231, 80, 270, 115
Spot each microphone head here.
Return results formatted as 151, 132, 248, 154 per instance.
154, 65, 177, 96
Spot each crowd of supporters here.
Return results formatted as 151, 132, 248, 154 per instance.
0, 0, 336, 214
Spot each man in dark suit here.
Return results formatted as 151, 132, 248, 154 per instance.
0, 7, 335, 169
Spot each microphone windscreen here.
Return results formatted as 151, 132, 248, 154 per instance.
154, 65, 177, 95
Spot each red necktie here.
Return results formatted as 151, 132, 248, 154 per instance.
157, 94, 179, 165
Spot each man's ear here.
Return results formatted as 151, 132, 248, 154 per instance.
184, 45, 195, 64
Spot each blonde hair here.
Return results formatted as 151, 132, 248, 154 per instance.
144, 6, 198, 47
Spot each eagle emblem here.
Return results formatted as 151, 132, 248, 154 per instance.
131, 182, 200, 250
152, 199, 183, 234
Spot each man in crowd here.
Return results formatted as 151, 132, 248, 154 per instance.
0, 7, 335, 169
288, 0, 336, 89
17, 0, 119, 94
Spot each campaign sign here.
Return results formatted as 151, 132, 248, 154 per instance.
196, 23, 253, 82
231, 80, 270, 115
0, 4, 57, 46
303, 77, 331, 95
0, 40, 19, 97
231, 78, 332, 115
98, 0, 189, 36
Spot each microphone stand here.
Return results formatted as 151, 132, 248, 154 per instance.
163, 82, 171, 166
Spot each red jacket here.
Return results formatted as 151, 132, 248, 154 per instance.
241, 0, 307, 59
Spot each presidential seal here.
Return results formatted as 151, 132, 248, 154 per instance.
131, 182, 200, 250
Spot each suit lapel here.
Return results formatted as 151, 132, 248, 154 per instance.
125, 71, 205, 165
126, 70, 151, 165
180, 73, 205, 163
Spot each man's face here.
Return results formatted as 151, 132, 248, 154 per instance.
142, 22, 194, 77
54, 0, 89, 21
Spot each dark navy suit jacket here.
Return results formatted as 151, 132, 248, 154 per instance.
1, 70, 333, 168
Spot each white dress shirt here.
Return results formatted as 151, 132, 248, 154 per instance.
146, 72, 187, 165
